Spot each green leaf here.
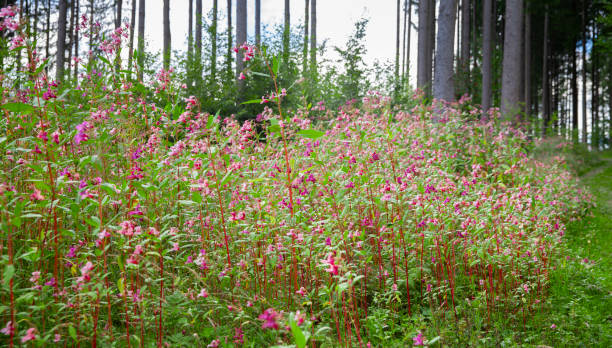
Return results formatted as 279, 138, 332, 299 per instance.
68, 325, 77, 341
3, 265, 15, 288
241, 99, 262, 105
250, 71, 270, 78
117, 278, 125, 294
273, 55, 281, 76
290, 319, 307, 348
0, 102, 35, 114
296, 129, 325, 140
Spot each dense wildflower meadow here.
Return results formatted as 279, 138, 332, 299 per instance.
0, 6, 593, 347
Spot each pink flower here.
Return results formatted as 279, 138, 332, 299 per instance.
258, 308, 281, 330
30, 188, 44, 201
21, 327, 37, 343
30, 271, 41, 283
54, 333, 61, 342
413, 331, 424, 346
239, 72, 246, 80
0, 321, 14, 336
198, 288, 208, 298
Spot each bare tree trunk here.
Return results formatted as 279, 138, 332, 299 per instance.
195, 0, 202, 86
426, 0, 435, 95
33, 0, 39, 44
581, 0, 587, 143
542, 7, 550, 136
255, 0, 261, 46
45, 0, 50, 67
137, 0, 145, 80
524, 5, 531, 118
405, 0, 412, 83
128, 0, 136, 69
162, 0, 170, 69
283, 0, 290, 62
211, 0, 217, 82
481, 0, 492, 117
395, 0, 401, 82
188, 0, 193, 71
303, 0, 309, 74
73, 0, 80, 80
571, 47, 578, 139
417, 0, 432, 94
310, 0, 316, 73
67, 0, 75, 74
459, 0, 470, 95
401, 0, 407, 80
115, 0, 122, 28
56, 0, 68, 81
236, 0, 246, 91
226, 0, 232, 79
433, 0, 457, 103
500, 0, 523, 121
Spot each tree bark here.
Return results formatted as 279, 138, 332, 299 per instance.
433, 0, 457, 103
137, 0, 145, 80
45, 0, 50, 68
581, 0, 587, 143
162, 0, 170, 69
303, 0, 309, 74
195, 0, 202, 86
236, 0, 247, 90
115, 0, 122, 29
310, 0, 316, 73
226, 0, 232, 79
460, 0, 470, 94
524, 6, 531, 118
500, 0, 523, 120
67, 0, 75, 74
395, 0, 401, 82
255, 0, 261, 46
128, 0, 136, 69
481, 0, 492, 117
417, 0, 432, 94
73, 0, 80, 80
56, 0, 68, 81
211, 0, 217, 82
188, 0, 193, 72
571, 38, 578, 140
401, 0, 407, 80
542, 7, 550, 136
405, 0, 412, 82
283, 0, 290, 62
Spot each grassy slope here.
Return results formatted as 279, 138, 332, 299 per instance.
530, 150, 612, 347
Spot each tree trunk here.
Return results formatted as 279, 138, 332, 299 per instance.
401, 0, 407, 80
195, 0, 202, 86
426, 0, 435, 95
56, 0, 68, 81
405, 0, 412, 82
89, 0, 93, 63
433, 0, 457, 103
283, 0, 290, 62
33, 0, 39, 44
67, 0, 75, 74
310, 0, 316, 73
581, 0, 587, 143
303, 0, 309, 74
73, 0, 80, 80
162, 0, 170, 69
571, 40, 578, 141
137, 0, 145, 80
115, 0, 123, 29
188, 0, 193, 72
524, 6, 531, 118
45, 0, 50, 68
236, 0, 246, 91
211, 0, 217, 82
128, 0, 136, 69
395, 0, 401, 82
255, 0, 261, 46
417, 0, 432, 94
226, 0, 232, 79
482, 0, 492, 117
500, 0, 523, 120
460, 0, 470, 95
542, 7, 550, 136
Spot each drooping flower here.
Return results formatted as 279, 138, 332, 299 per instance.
21, 327, 37, 343
258, 308, 282, 330
413, 331, 424, 346
0, 321, 14, 336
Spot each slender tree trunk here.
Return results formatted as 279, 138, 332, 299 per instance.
426, 0, 435, 95
162, 0, 170, 69
524, 6, 531, 118
402, 0, 408, 80
395, 0, 401, 83
236, 0, 246, 91
417, 0, 432, 94
582, 0, 587, 143
255, 0, 261, 46
45, 0, 50, 68
542, 7, 550, 136
283, 0, 290, 62
433, 0, 457, 103
482, 0, 492, 117
137, 0, 145, 80
592, 24, 598, 148
500, 0, 523, 120
115, 0, 122, 29
73, 0, 80, 80
188, 0, 193, 73
128, 0, 136, 69
67, 0, 75, 74
56, 0, 68, 81
211, 0, 217, 83
195, 0, 202, 86
33, 0, 39, 44
460, 0, 470, 95
572, 40, 578, 141
406, 0, 412, 83
303, 0, 309, 74
226, 0, 232, 79
310, 0, 316, 73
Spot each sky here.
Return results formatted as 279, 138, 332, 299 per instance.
140, 0, 418, 83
